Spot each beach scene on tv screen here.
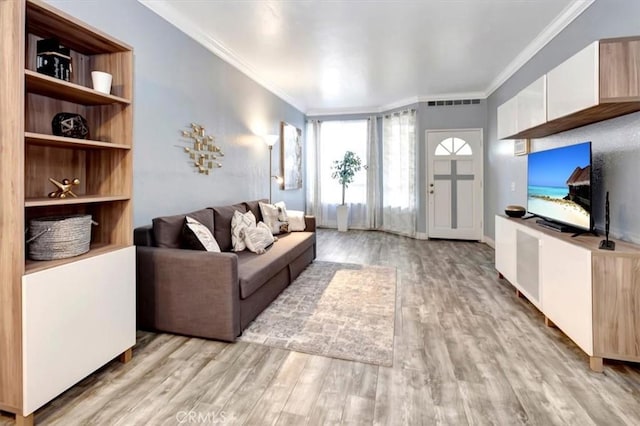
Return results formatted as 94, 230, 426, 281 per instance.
527, 143, 590, 229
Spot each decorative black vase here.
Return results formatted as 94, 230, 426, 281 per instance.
52, 113, 89, 139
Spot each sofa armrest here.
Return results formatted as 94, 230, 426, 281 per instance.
304, 215, 316, 232
136, 246, 240, 341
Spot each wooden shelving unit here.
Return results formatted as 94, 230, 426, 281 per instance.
1, 1, 136, 423
25, 70, 131, 105
25, 132, 131, 150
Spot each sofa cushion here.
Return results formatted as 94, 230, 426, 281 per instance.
236, 231, 315, 299
182, 216, 221, 252
243, 199, 267, 223
243, 222, 275, 254
259, 201, 289, 234
211, 203, 247, 252
231, 210, 256, 252
152, 208, 214, 249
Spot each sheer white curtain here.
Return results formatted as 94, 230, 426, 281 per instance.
382, 110, 417, 236
306, 119, 376, 229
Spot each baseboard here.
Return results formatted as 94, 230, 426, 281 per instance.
415, 232, 429, 240
483, 235, 495, 248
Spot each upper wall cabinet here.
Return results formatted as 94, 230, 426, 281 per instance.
497, 75, 547, 140
498, 37, 640, 140
547, 42, 599, 121
497, 96, 518, 140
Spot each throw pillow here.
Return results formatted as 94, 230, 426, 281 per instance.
182, 216, 221, 252
242, 222, 275, 254
287, 210, 306, 231
259, 201, 289, 235
274, 201, 288, 222
231, 210, 256, 251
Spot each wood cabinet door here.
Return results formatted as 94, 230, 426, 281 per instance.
547, 41, 599, 121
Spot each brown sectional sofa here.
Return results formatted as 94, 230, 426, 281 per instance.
134, 199, 316, 342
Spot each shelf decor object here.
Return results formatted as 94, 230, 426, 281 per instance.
27, 214, 93, 260
280, 121, 302, 190
51, 112, 89, 139
47, 177, 80, 198
180, 122, 223, 175
0, 1, 136, 424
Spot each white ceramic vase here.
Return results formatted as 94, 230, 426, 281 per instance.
336, 204, 349, 232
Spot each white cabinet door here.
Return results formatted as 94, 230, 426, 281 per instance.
22, 247, 136, 415
497, 96, 518, 140
515, 227, 542, 309
547, 41, 599, 120
517, 75, 547, 131
540, 236, 593, 355
495, 216, 517, 284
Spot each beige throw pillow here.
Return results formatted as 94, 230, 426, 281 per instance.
287, 210, 306, 231
243, 222, 275, 254
259, 201, 289, 234
183, 216, 221, 251
231, 210, 256, 252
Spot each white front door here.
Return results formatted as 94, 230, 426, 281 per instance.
427, 129, 483, 240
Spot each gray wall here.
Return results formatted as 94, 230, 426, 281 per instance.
46, 0, 305, 227
486, 0, 640, 243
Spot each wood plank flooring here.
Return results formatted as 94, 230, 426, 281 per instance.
3, 229, 640, 425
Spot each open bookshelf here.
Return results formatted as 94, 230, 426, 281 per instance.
0, 0, 135, 422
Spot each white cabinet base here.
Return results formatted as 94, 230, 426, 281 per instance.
22, 247, 136, 415
494, 215, 640, 372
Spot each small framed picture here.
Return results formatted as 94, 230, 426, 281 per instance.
514, 139, 530, 156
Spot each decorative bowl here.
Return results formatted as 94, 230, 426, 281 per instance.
505, 205, 526, 218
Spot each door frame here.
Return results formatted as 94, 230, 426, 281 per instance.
425, 128, 484, 240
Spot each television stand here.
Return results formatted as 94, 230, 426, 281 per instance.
495, 215, 640, 372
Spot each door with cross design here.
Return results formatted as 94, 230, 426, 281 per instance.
426, 129, 483, 240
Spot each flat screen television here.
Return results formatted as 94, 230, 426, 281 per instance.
527, 141, 592, 231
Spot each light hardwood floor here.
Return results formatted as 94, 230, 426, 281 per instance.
3, 229, 640, 425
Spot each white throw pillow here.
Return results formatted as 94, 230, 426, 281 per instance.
231, 210, 256, 252
287, 210, 306, 231
183, 216, 221, 252
259, 201, 289, 234
274, 201, 288, 222
243, 222, 275, 254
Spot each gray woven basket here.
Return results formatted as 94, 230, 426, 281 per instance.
28, 214, 93, 260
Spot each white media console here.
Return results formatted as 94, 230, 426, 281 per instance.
495, 215, 640, 372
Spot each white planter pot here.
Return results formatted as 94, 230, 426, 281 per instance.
336, 204, 349, 232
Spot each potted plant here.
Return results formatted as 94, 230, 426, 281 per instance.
331, 151, 362, 232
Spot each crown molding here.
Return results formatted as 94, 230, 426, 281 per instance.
484, 0, 595, 97
137, 0, 307, 113
306, 92, 486, 117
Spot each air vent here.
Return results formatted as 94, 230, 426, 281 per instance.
427, 99, 481, 107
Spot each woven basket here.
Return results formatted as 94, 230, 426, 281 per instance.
28, 214, 93, 260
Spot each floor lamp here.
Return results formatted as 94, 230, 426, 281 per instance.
264, 135, 283, 203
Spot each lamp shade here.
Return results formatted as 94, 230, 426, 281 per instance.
264, 134, 278, 147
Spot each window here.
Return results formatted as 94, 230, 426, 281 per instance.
434, 137, 472, 156
319, 120, 368, 204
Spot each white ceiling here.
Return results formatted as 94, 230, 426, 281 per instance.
139, 0, 594, 115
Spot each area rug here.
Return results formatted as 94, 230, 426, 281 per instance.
238, 261, 397, 367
